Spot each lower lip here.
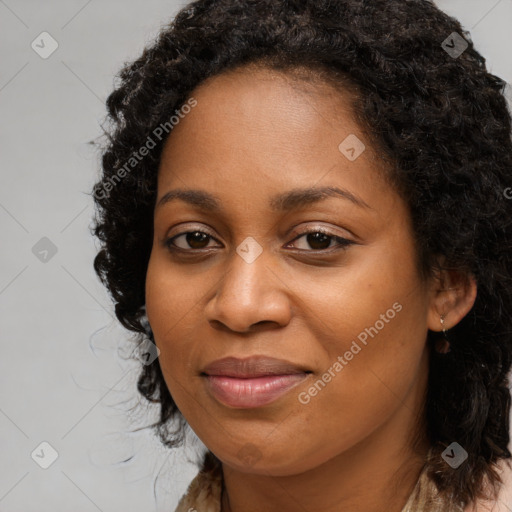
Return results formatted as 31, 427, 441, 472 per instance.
204, 374, 308, 408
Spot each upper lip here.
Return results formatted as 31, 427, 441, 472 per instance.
202, 356, 310, 378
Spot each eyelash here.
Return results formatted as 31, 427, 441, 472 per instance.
164, 226, 354, 255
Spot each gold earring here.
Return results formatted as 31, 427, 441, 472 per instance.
435, 315, 451, 354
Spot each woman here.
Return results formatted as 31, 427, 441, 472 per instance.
91, 0, 512, 510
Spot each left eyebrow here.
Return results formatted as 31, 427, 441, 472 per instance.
269, 185, 372, 211
155, 185, 372, 212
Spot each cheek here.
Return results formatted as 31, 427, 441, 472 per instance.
145, 255, 192, 374
145, 250, 205, 337
146, 251, 183, 309
285, 298, 428, 471
304, 231, 428, 359
297, 239, 428, 406
145, 253, 215, 410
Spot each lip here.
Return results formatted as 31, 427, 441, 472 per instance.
201, 356, 311, 408
202, 355, 309, 378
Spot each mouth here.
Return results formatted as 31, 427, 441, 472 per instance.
201, 356, 312, 408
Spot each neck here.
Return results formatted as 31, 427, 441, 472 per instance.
221, 439, 429, 512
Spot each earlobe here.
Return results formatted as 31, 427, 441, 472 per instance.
427, 269, 477, 333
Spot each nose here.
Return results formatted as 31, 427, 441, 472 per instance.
204, 247, 292, 333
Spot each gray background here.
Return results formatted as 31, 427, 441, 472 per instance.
1, 1, 511, 510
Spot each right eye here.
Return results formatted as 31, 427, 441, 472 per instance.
164, 230, 221, 251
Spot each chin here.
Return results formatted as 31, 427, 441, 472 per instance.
211, 442, 324, 477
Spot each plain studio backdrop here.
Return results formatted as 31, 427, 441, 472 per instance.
1, 1, 511, 510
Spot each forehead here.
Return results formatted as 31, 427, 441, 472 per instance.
179, 63, 361, 137
156, 64, 392, 210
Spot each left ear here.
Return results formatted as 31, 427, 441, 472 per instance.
427, 264, 477, 333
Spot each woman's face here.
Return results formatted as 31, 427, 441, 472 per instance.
145, 65, 436, 476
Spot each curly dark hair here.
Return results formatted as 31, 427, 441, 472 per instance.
90, 0, 512, 507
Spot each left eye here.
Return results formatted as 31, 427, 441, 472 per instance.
287, 230, 353, 251
164, 229, 353, 252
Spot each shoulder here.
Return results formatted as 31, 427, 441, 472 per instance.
465, 458, 512, 512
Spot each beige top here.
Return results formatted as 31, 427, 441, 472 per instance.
173, 452, 512, 512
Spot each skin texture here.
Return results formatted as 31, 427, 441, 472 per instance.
145, 65, 477, 512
